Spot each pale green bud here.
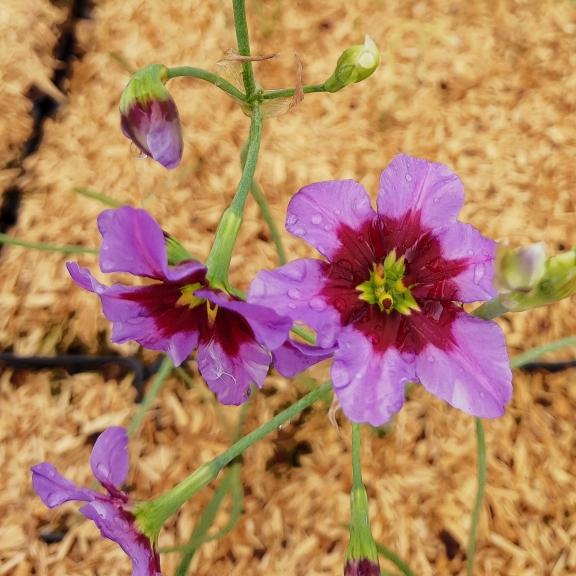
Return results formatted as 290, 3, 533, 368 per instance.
324, 35, 380, 93
495, 242, 547, 293
501, 248, 576, 311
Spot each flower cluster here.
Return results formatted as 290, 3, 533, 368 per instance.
249, 154, 512, 425
32, 427, 160, 576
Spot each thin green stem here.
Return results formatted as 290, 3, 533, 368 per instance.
262, 83, 327, 100
510, 336, 576, 369
167, 66, 246, 101
351, 424, 363, 489
250, 178, 287, 264
136, 381, 331, 535
376, 543, 416, 576
232, 0, 257, 97
72, 187, 122, 208
467, 418, 487, 576
128, 356, 173, 436
0, 233, 98, 255
205, 104, 262, 284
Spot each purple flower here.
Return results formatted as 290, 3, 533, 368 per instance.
344, 559, 381, 576
248, 154, 512, 425
32, 427, 161, 576
119, 64, 183, 170
67, 206, 293, 405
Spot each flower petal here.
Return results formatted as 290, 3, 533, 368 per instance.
97, 207, 168, 279
80, 501, 161, 576
248, 259, 342, 348
197, 289, 292, 351
410, 223, 497, 302
377, 154, 464, 231
197, 336, 271, 405
415, 309, 512, 417
31, 463, 96, 508
67, 261, 107, 294
272, 339, 335, 378
90, 427, 129, 493
286, 180, 376, 259
145, 99, 183, 170
331, 326, 416, 426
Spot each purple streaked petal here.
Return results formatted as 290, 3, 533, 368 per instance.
146, 106, 183, 170
415, 310, 512, 417
286, 180, 376, 259
272, 339, 335, 378
331, 326, 416, 426
31, 463, 97, 508
197, 337, 270, 405
90, 427, 129, 493
410, 223, 496, 303
377, 154, 464, 231
197, 289, 292, 351
248, 259, 341, 348
80, 501, 161, 576
97, 207, 168, 279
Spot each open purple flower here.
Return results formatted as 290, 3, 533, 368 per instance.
32, 427, 161, 576
68, 206, 293, 405
248, 154, 512, 425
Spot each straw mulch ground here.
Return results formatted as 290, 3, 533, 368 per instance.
1, 0, 575, 574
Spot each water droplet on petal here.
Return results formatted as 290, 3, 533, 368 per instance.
250, 279, 266, 297
293, 227, 306, 236
323, 223, 333, 232
286, 213, 298, 226
433, 197, 440, 204
353, 196, 370, 215
309, 297, 327, 311
405, 173, 412, 182
467, 249, 474, 256
96, 463, 109, 478
427, 355, 435, 363
473, 263, 485, 284
479, 391, 486, 399
282, 266, 306, 281
332, 363, 350, 386
288, 288, 301, 299
288, 302, 297, 310
311, 214, 322, 225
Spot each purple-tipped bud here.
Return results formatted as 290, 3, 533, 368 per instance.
120, 63, 183, 169
344, 559, 381, 576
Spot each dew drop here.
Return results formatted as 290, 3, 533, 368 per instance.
433, 197, 440, 204
479, 391, 486, 399
353, 196, 370, 215
427, 355, 435, 363
467, 249, 474, 256
405, 173, 412, 182
288, 288, 302, 299
96, 463, 109, 478
332, 363, 350, 386
286, 213, 298, 226
249, 279, 266, 297
288, 302, 297, 310
323, 223, 333, 232
309, 297, 327, 311
293, 227, 306, 236
311, 214, 322, 225
473, 263, 485, 284
282, 265, 306, 281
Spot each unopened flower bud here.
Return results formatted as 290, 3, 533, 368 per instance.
501, 248, 576, 312
120, 63, 183, 169
344, 558, 381, 576
495, 242, 547, 293
324, 35, 380, 93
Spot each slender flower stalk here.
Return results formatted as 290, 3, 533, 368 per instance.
0, 233, 99, 255
166, 66, 246, 101
466, 418, 487, 576
232, 0, 257, 98
134, 381, 331, 538
263, 83, 328, 100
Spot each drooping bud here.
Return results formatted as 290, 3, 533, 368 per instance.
119, 63, 183, 169
324, 35, 380, 93
495, 242, 547, 293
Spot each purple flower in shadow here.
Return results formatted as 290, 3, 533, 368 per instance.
248, 154, 512, 425
68, 206, 294, 405
32, 427, 161, 576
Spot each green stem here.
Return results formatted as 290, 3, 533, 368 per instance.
167, 66, 246, 102
0, 233, 98, 255
205, 104, 262, 285
263, 83, 327, 100
351, 424, 363, 489
472, 297, 508, 320
250, 178, 287, 265
128, 356, 173, 436
510, 336, 576, 369
376, 543, 416, 576
136, 381, 331, 535
232, 0, 257, 97
72, 187, 122, 208
466, 418, 487, 576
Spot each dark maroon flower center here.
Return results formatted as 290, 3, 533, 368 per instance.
320, 213, 469, 354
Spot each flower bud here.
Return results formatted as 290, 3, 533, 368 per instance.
344, 559, 381, 576
495, 242, 547, 293
324, 35, 380, 93
119, 63, 183, 169
500, 248, 576, 312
